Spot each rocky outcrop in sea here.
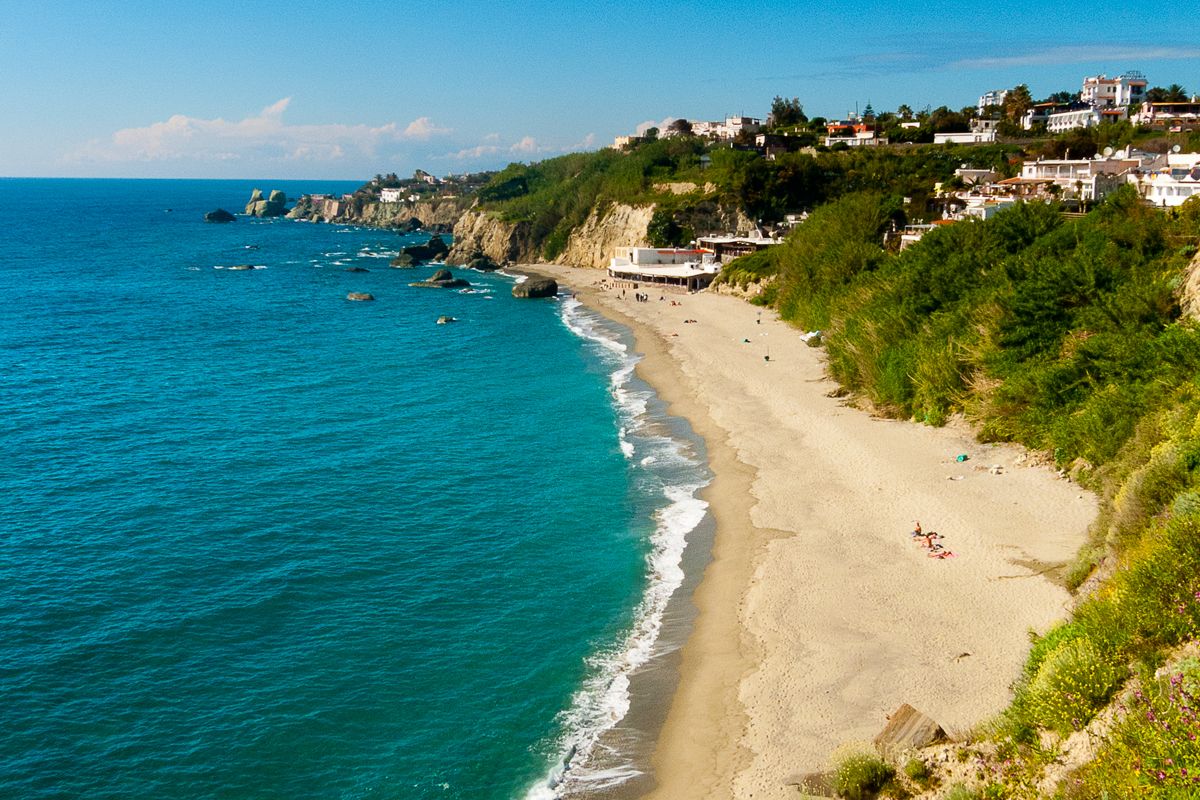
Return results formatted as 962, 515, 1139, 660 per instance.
245, 189, 288, 218
512, 278, 557, 299
410, 269, 470, 289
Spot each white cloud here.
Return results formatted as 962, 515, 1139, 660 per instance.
448, 144, 503, 160
68, 98, 452, 164
566, 133, 596, 151
510, 136, 539, 154
952, 45, 1200, 69
441, 131, 599, 163
635, 117, 677, 135
403, 116, 452, 139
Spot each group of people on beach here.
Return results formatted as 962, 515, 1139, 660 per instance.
911, 521, 955, 559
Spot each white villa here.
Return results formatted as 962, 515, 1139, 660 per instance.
978, 89, 1009, 114
1019, 156, 1140, 201
1129, 152, 1200, 207
1081, 72, 1147, 108
1046, 106, 1126, 134
1132, 101, 1200, 128
380, 188, 404, 203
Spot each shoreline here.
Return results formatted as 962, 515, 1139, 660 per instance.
528, 264, 1097, 799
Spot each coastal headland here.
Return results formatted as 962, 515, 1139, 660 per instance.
528, 265, 1096, 799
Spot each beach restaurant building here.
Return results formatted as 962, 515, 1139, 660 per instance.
695, 234, 781, 263
608, 247, 720, 292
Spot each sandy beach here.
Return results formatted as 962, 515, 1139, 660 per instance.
529, 265, 1097, 799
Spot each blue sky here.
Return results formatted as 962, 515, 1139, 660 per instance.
2, 0, 1198, 179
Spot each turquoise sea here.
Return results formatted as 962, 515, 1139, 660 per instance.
0, 180, 709, 799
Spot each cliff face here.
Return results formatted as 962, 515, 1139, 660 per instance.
1181, 249, 1200, 321
287, 196, 469, 232
445, 209, 538, 265
557, 203, 656, 268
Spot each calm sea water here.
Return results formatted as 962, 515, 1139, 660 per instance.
0, 180, 709, 800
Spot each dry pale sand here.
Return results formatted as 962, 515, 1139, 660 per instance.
528, 265, 1097, 800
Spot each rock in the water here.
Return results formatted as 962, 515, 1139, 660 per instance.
398, 234, 450, 264
512, 277, 557, 298
346, 292, 375, 302
204, 208, 236, 223
389, 253, 415, 268
345, 266, 370, 273
436, 315, 457, 325
245, 188, 288, 217
228, 264, 255, 271
410, 269, 470, 289
466, 254, 499, 272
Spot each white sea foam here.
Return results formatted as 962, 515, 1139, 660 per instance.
522, 296, 711, 799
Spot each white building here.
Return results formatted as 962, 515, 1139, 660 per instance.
380, 188, 404, 203
1045, 106, 1127, 133
978, 89, 1009, 114
1129, 152, 1200, 207
960, 196, 1018, 220
612, 135, 645, 150
716, 116, 762, 138
935, 130, 997, 144
1020, 156, 1139, 201
1132, 101, 1200, 127
608, 247, 720, 292
1081, 72, 1147, 109
954, 167, 999, 185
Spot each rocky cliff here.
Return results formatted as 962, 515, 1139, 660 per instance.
445, 209, 539, 265
287, 196, 469, 233
447, 198, 755, 270
1181, 248, 1200, 321
556, 204, 656, 268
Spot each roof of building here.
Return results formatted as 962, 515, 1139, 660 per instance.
609, 262, 715, 279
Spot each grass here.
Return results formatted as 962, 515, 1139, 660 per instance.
833, 751, 895, 799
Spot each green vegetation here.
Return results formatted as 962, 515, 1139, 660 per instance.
472, 138, 1017, 260
833, 751, 895, 799
750, 188, 1200, 795
1065, 656, 1200, 797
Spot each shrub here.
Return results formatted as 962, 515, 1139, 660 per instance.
1022, 638, 1124, 734
901, 757, 930, 783
833, 751, 895, 799
1068, 659, 1200, 797
943, 784, 979, 800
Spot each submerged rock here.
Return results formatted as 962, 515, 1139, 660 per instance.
389, 253, 416, 268
228, 264, 255, 270
410, 268, 470, 289
346, 292, 375, 302
345, 266, 370, 273
436, 315, 457, 324
512, 277, 557, 298
204, 208, 236, 223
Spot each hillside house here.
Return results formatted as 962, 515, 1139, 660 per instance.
1046, 106, 1127, 134
1081, 72, 1147, 108
380, 188, 404, 203
695, 234, 781, 263
825, 118, 887, 147
1132, 101, 1200, 128
978, 89, 1009, 114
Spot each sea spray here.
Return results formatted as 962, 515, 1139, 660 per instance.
524, 297, 712, 798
